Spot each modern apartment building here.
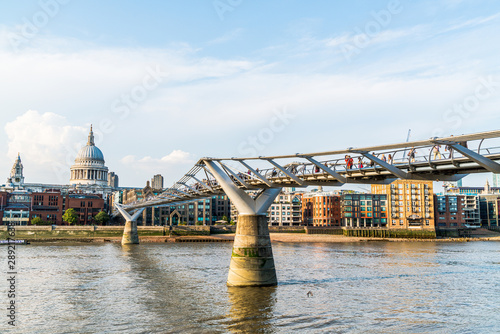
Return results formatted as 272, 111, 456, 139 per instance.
478, 194, 500, 227
434, 195, 466, 229
463, 195, 481, 227
372, 180, 435, 230
268, 191, 303, 226
341, 193, 388, 228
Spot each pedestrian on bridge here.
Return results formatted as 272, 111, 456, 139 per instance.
408, 147, 416, 162
368, 153, 375, 167
357, 157, 364, 169
345, 155, 354, 170
432, 145, 442, 160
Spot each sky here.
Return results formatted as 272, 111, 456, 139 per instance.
0, 0, 499, 189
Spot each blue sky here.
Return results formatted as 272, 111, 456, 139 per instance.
1, 0, 500, 188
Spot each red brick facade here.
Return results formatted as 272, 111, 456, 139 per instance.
302, 193, 341, 226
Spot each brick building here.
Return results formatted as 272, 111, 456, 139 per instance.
302, 191, 341, 226
372, 180, 435, 230
0, 189, 105, 226
65, 194, 105, 225
434, 194, 466, 229
30, 191, 64, 224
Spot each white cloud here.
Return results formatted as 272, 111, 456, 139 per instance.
4, 110, 88, 183
121, 150, 195, 171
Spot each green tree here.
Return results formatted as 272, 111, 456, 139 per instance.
94, 210, 110, 225
62, 208, 78, 225
222, 215, 229, 223
31, 217, 51, 225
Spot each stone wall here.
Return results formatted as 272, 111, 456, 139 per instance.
0, 225, 210, 239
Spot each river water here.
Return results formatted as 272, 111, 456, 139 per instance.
2, 241, 500, 333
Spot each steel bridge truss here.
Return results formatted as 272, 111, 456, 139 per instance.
118, 130, 500, 212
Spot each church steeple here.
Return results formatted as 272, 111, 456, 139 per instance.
87, 125, 95, 146
483, 179, 491, 194
7, 153, 24, 186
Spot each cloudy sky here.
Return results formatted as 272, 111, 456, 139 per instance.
1, 0, 499, 188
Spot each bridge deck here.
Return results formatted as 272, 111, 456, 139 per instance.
118, 130, 500, 211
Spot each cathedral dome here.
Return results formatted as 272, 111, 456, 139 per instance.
70, 125, 109, 186
75, 145, 104, 163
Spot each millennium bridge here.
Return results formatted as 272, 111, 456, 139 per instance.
115, 130, 500, 286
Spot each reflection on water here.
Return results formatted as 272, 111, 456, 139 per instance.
6, 241, 500, 333
227, 286, 277, 333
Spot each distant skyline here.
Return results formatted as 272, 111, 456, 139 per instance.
1, 0, 500, 188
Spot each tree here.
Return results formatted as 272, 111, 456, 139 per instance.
222, 215, 229, 223
94, 210, 110, 225
31, 217, 51, 225
62, 208, 78, 225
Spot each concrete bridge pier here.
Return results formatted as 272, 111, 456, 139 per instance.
229, 214, 277, 286
115, 204, 145, 245
204, 160, 281, 286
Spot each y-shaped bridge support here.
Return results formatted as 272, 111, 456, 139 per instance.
115, 204, 145, 245
204, 160, 281, 287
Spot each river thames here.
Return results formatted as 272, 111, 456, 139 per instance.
4, 241, 500, 333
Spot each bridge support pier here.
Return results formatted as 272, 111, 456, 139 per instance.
204, 160, 281, 287
228, 214, 277, 286
122, 220, 139, 245
114, 204, 145, 245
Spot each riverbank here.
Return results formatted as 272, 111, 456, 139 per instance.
19, 232, 500, 244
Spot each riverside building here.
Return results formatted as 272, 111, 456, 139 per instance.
434, 194, 467, 229
302, 191, 341, 227
371, 180, 435, 230
341, 193, 388, 228
268, 191, 302, 226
